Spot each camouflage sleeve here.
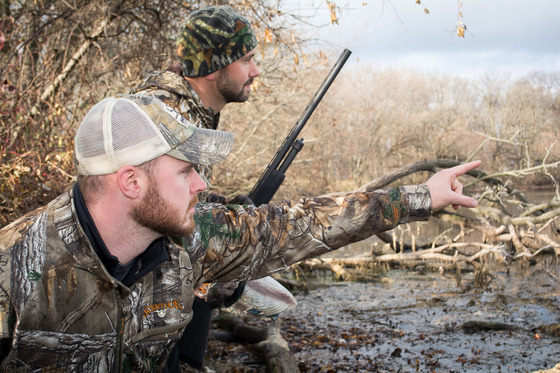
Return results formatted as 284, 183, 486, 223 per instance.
192, 185, 431, 283
0, 206, 49, 356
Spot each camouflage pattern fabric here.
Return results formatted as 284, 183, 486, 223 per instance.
130, 71, 218, 199
0, 184, 430, 371
176, 6, 258, 77
130, 71, 226, 302
0, 191, 195, 372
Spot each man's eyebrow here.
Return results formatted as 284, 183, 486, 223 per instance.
243, 52, 255, 61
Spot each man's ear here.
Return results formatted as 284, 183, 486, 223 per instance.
116, 166, 143, 200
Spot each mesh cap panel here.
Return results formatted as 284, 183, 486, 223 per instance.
74, 95, 233, 175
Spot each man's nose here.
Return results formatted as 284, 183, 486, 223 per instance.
191, 170, 208, 195
250, 60, 260, 78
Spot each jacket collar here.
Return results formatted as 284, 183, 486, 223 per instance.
131, 70, 220, 130
72, 183, 170, 287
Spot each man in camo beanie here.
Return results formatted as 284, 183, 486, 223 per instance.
176, 6, 258, 77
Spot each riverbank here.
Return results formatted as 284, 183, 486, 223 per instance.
203, 261, 560, 372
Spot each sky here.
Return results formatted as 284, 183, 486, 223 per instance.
285, 0, 560, 79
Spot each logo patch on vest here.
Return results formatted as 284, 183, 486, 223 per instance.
143, 299, 184, 318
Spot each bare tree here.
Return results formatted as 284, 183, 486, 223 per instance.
0, 0, 318, 226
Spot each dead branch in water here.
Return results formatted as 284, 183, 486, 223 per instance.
299, 159, 560, 274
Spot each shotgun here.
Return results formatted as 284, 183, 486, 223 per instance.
248, 49, 352, 206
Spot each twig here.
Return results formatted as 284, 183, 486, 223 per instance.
510, 207, 560, 226
32, 19, 109, 114
47, 161, 75, 180
464, 160, 560, 189
467, 129, 524, 162
227, 92, 299, 168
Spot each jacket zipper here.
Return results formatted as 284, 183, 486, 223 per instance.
114, 290, 124, 372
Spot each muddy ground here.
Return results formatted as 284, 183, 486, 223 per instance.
202, 261, 560, 373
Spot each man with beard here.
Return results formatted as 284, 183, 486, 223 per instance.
0, 94, 481, 372
130, 5, 259, 196
130, 6, 266, 372
0, 95, 227, 371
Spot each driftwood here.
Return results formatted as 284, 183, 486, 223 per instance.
461, 320, 522, 334
209, 159, 559, 371
533, 323, 560, 338
533, 364, 560, 373
461, 321, 560, 340
213, 317, 299, 372
350, 159, 560, 265
305, 160, 555, 270
255, 320, 300, 373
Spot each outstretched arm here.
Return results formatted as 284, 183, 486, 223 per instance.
425, 160, 482, 211
194, 161, 481, 283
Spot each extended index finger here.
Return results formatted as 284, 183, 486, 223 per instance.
450, 160, 482, 178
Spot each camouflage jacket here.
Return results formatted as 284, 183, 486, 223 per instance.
0, 184, 430, 372
130, 71, 218, 193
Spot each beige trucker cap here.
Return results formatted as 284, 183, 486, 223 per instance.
74, 94, 234, 175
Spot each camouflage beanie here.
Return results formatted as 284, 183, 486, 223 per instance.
176, 6, 258, 77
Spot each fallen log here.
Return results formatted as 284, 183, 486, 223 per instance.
255, 320, 300, 373
533, 323, 560, 338
213, 317, 268, 344
461, 320, 522, 334
297, 257, 379, 281
212, 317, 299, 372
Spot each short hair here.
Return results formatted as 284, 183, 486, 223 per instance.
77, 174, 107, 204
77, 158, 160, 204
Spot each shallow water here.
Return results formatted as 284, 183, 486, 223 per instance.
206, 190, 559, 371
281, 264, 560, 372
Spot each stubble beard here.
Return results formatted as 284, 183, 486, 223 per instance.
132, 176, 198, 238
216, 70, 253, 103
